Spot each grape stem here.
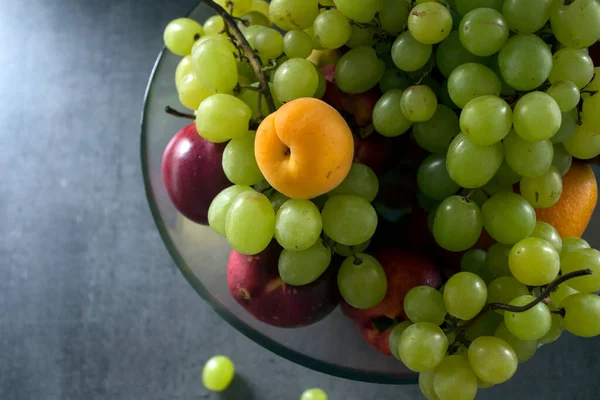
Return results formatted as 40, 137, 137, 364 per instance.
580, 90, 598, 97
165, 106, 195, 119
199, 0, 277, 114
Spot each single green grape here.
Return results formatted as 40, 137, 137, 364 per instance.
551, 109, 578, 144
502, 0, 552, 33
254, 28, 284, 60
468, 336, 518, 384
202, 355, 235, 392
538, 314, 564, 344
447, 63, 501, 109
460, 96, 512, 146
503, 130, 554, 178
547, 81, 581, 112
399, 322, 449, 372
242, 25, 267, 48
269, 0, 319, 30
321, 195, 378, 246
164, 18, 204, 56
300, 388, 328, 400
372, 89, 413, 137
337, 253, 387, 309
461, 249, 493, 283
550, 0, 600, 49
494, 322, 538, 363
203, 16, 225, 35
313, 10, 351, 49
225, 191, 276, 255
504, 295, 552, 340
196, 94, 251, 143
549, 49, 594, 90
549, 283, 579, 310
222, 132, 263, 186
273, 58, 319, 102
509, 237, 560, 286
563, 121, 600, 160
175, 55, 194, 88
192, 41, 238, 93
379, 68, 411, 93
552, 144, 573, 176
193, 34, 239, 58
208, 185, 255, 236
418, 370, 438, 400
417, 154, 460, 201
487, 276, 530, 315
388, 321, 412, 360
482, 192, 536, 245
530, 221, 562, 253
391, 31, 433, 72
407, 1, 453, 45
432, 355, 478, 400
275, 199, 322, 251
497, 34, 553, 91
400, 85, 437, 122
328, 163, 379, 202
560, 293, 600, 337
177, 73, 213, 110
446, 133, 504, 189
278, 241, 331, 286
404, 286, 447, 325
283, 30, 313, 59
560, 248, 600, 293
485, 243, 512, 278
379, 0, 411, 34
333, 0, 384, 23
444, 272, 487, 320
459, 8, 509, 56
335, 46, 385, 93
345, 24, 377, 48
513, 92, 562, 142
413, 105, 460, 153
433, 196, 483, 252
561, 237, 591, 257
519, 166, 563, 209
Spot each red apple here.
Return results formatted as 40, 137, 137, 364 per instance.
162, 123, 230, 225
341, 248, 442, 322
354, 319, 394, 357
227, 242, 341, 328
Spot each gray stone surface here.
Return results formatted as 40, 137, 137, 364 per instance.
0, 0, 598, 399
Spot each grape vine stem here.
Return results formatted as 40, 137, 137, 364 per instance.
165, 106, 195, 119
199, 0, 277, 114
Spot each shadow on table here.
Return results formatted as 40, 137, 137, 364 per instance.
201, 374, 255, 400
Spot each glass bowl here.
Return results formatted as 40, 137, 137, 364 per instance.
140, 3, 416, 385
141, 2, 600, 386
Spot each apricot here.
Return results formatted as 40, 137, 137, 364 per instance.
255, 98, 354, 199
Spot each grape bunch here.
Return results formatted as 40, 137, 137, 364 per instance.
160, 0, 600, 398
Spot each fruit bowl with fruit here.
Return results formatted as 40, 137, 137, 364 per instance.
142, 0, 600, 397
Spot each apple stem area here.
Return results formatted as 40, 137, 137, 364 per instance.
199, 0, 277, 114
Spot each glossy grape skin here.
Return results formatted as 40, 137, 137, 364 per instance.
417, 154, 460, 201
321, 195, 378, 246
273, 58, 319, 102
497, 34, 553, 91
400, 85, 438, 122
446, 134, 503, 189
222, 132, 263, 186
418, 370, 438, 400
379, 0, 411, 35
485, 243, 512, 278
549, 49, 594, 90
337, 253, 387, 309
509, 237, 560, 286
550, 0, 600, 49
561, 237, 591, 257
283, 30, 313, 59
547, 81, 581, 112
192, 41, 238, 93
278, 241, 331, 286
398, 323, 449, 372
482, 192, 536, 245
460, 96, 512, 146
203, 15, 225, 35
196, 94, 252, 143
333, 0, 384, 23
413, 105, 460, 153
404, 286, 447, 325
494, 322, 538, 363
274, 199, 322, 252
378, 68, 411, 93
436, 31, 488, 79
177, 73, 213, 110
225, 191, 276, 255
313, 10, 351, 49
519, 166, 563, 209
551, 109, 578, 144
208, 185, 255, 236
539, 314, 564, 345
455, 0, 503, 15
433, 196, 483, 252
459, 8, 509, 56
504, 295, 552, 340
391, 31, 433, 72
530, 221, 562, 253
503, 130, 553, 178
513, 92, 562, 142
328, 163, 379, 202
335, 46, 385, 94
447, 63, 501, 109
461, 249, 493, 283
254, 28, 284, 60
487, 277, 530, 315
269, 0, 319, 30
202, 355, 235, 392
300, 388, 328, 400
502, 0, 552, 33
164, 18, 204, 56
407, 1, 453, 45
175, 55, 194, 88
388, 321, 413, 360
560, 293, 600, 337
372, 89, 413, 137
346, 24, 377, 48
444, 272, 488, 320
468, 336, 518, 384
550, 285, 579, 312
563, 122, 600, 160
560, 248, 600, 293
432, 355, 478, 400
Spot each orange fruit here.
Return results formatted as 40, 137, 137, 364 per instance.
255, 98, 354, 199
536, 161, 598, 238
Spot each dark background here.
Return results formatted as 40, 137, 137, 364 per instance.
1, 0, 598, 399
